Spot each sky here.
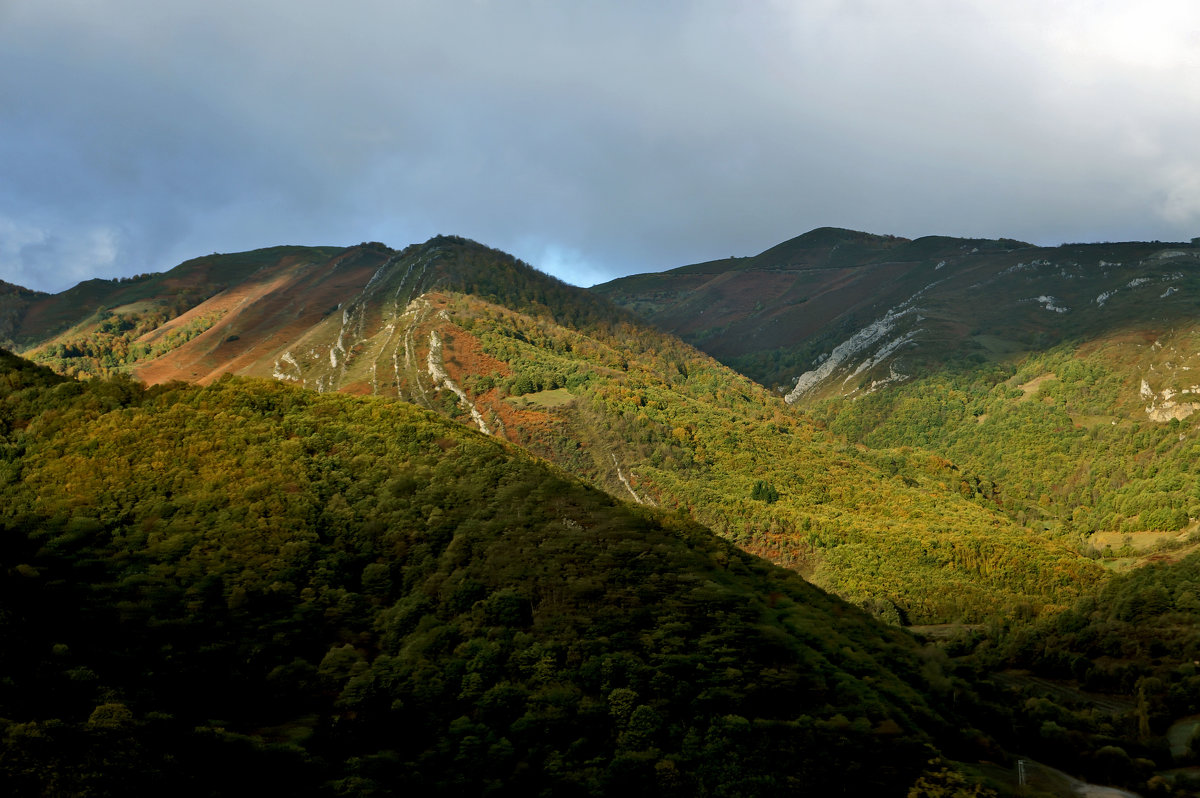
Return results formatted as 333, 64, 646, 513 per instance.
2, 1, 1200, 294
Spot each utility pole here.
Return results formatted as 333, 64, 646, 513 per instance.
1017, 759, 1026, 792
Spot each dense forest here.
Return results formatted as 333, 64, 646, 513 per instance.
968, 550, 1200, 795
1, 350, 983, 796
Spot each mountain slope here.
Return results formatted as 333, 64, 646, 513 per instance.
13, 237, 628, 389
810, 333, 1200, 561
0, 351, 972, 796
8, 225, 1200, 792
12, 244, 387, 381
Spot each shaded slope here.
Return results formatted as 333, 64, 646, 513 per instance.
0, 280, 47, 351
967, 550, 1200, 793
0, 356, 969, 796
595, 228, 1200, 402
591, 227, 1025, 385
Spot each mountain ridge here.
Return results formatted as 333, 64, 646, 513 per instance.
595, 229, 1200, 400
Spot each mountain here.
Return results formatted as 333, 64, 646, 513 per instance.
2, 236, 1103, 625
0, 350, 975, 796
594, 227, 1200, 401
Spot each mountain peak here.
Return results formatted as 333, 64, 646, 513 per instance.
746, 227, 909, 271
791, 226, 907, 245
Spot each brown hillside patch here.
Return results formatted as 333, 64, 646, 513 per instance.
792, 260, 911, 304
135, 270, 291, 347
1145, 543, 1200, 564
940, 319, 972, 338
437, 322, 511, 383
655, 272, 788, 332
132, 265, 303, 384
198, 256, 381, 382
677, 261, 918, 357
134, 253, 384, 385
477, 386, 556, 443
18, 281, 149, 343
424, 297, 580, 445
17, 296, 84, 339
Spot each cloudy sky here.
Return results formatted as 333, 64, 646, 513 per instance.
3, 1, 1200, 293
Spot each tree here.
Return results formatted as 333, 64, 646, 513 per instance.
751, 480, 779, 503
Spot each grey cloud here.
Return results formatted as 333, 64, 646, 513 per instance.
2, 0, 1199, 294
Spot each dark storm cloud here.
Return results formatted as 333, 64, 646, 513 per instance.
2, 0, 1200, 293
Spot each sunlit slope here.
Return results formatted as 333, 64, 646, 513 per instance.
810, 329, 1200, 568
12, 244, 386, 382
0, 351, 967, 796
168, 236, 1100, 622
12, 237, 626, 391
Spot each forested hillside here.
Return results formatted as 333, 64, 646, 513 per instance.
1, 350, 977, 796
589, 228, 1200, 794
810, 335, 1200, 566
959, 550, 1200, 795
595, 227, 1200, 596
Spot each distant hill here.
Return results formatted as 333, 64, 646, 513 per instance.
594, 227, 1200, 401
